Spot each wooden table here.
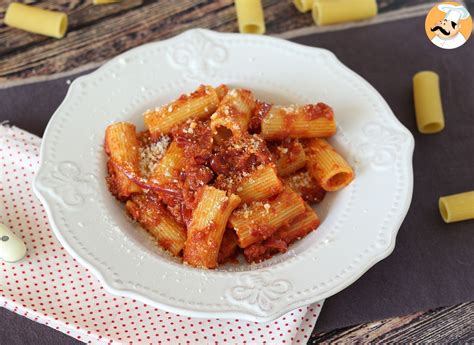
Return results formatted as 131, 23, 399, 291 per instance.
1, 0, 473, 343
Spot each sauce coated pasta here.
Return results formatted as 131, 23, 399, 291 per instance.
104, 84, 354, 268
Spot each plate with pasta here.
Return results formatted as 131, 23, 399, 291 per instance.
34, 29, 414, 321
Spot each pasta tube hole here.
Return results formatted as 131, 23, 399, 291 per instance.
215, 126, 233, 141
328, 172, 351, 189
243, 24, 264, 34
312, 3, 321, 25
421, 122, 444, 134
439, 198, 450, 223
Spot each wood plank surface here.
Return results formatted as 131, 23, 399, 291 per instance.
0, 0, 473, 344
0, 0, 445, 82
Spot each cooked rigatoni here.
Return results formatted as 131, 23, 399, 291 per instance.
184, 186, 241, 268
271, 139, 307, 177
234, 0, 266, 34
149, 141, 186, 186
274, 203, 320, 244
261, 103, 336, 140
105, 84, 354, 268
284, 170, 326, 203
104, 122, 141, 198
305, 138, 354, 191
234, 165, 282, 203
413, 71, 445, 134
244, 203, 320, 263
439, 191, 474, 223
144, 85, 219, 136
293, 0, 313, 12
229, 186, 306, 248
215, 84, 229, 101
126, 195, 187, 256
211, 88, 256, 140
93, 0, 121, 4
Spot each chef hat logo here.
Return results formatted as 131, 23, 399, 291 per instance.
425, 1, 472, 49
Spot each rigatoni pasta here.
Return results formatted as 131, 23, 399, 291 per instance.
234, 0, 266, 34
211, 88, 256, 140
104, 84, 354, 268
104, 122, 142, 199
144, 85, 219, 136
4, 2, 68, 38
439, 191, 474, 223
261, 103, 336, 140
413, 71, 445, 134
294, 0, 313, 13
244, 203, 320, 263
312, 0, 377, 26
229, 186, 306, 248
270, 139, 307, 177
183, 186, 241, 268
126, 195, 186, 256
305, 138, 354, 191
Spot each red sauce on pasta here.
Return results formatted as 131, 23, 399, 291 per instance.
303, 102, 334, 120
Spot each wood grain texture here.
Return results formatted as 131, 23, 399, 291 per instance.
0, 0, 460, 82
310, 302, 474, 343
0, 0, 143, 56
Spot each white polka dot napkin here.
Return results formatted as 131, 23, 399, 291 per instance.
0, 125, 323, 344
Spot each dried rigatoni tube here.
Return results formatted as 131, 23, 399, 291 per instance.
218, 229, 239, 264
235, 165, 283, 203
144, 85, 219, 136
439, 191, 474, 223
294, 0, 313, 13
261, 103, 336, 140
126, 195, 187, 256
211, 88, 256, 139
234, 0, 266, 34
305, 138, 354, 191
4, 3, 68, 38
413, 71, 445, 134
229, 186, 306, 248
104, 122, 141, 198
312, 0, 377, 26
243, 203, 319, 263
184, 187, 241, 268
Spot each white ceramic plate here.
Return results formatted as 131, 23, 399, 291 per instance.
34, 29, 414, 322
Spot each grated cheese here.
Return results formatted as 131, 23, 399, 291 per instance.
287, 171, 312, 189
139, 135, 170, 177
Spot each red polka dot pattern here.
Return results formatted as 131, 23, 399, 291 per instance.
0, 126, 323, 344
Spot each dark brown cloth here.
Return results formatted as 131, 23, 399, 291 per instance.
1, 16, 473, 334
